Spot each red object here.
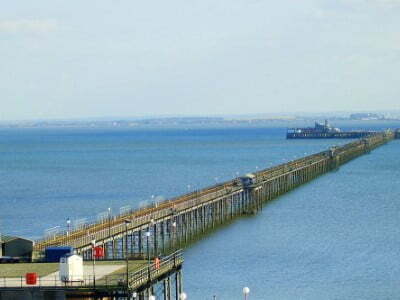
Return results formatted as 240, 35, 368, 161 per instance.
26, 273, 38, 285
93, 246, 104, 259
154, 257, 161, 270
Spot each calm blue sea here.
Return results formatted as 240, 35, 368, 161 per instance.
1, 123, 399, 299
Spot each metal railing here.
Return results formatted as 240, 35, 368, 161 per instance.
33, 131, 394, 252
129, 250, 183, 289
0, 250, 183, 291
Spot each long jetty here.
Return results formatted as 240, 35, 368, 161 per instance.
33, 130, 397, 260
287, 131, 375, 139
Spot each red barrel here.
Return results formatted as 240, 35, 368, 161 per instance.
26, 273, 38, 285
93, 246, 104, 259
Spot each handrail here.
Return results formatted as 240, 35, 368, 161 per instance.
129, 250, 183, 288
34, 131, 393, 251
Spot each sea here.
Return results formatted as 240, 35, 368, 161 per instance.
1, 122, 399, 299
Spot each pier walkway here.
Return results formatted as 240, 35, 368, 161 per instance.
0, 251, 183, 299
33, 130, 396, 261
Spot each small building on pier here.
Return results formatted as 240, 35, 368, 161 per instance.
0, 235, 33, 259
240, 173, 256, 187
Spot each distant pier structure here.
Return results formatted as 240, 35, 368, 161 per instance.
287, 120, 375, 139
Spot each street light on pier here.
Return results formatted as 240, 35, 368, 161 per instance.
172, 221, 177, 248
91, 239, 96, 287
124, 219, 132, 292
66, 218, 71, 236
107, 207, 113, 244
243, 287, 250, 300
146, 228, 151, 280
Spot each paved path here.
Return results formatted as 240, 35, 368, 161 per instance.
0, 264, 124, 287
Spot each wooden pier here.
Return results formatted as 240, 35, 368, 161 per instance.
31, 130, 396, 263
34, 131, 399, 259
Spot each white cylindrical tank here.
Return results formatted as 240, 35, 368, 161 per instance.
59, 254, 83, 282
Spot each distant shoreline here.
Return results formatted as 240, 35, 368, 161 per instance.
1, 117, 400, 130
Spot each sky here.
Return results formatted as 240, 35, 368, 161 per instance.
0, 0, 399, 121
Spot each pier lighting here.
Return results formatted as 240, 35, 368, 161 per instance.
66, 218, 71, 236
91, 239, 96, 287
243, 287, 250, 300
172, 221, 177, 247
180, 292, 187, 300
131, 292, 137, 299
108, 207, 112, 238
146, 229, 151, 280
124, 219, 132, 291
149, 295, 156, 300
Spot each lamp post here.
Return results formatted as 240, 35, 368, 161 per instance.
146, 229, 151, 281
124, 219, 132, 292
180, 292, 187, 300
243, 287, 250, 300
91, 239, 96, 288
172, 220, 177, 249
108, 207, 112, 236
149, 295, 156, 300
66, 218, 71, 236
131, 291, 137, 299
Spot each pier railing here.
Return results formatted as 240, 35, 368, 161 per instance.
0, 250, 183, 291
33, 130, 395, 255
129, 250, 183, 289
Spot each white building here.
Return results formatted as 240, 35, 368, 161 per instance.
59, 254, 84, 282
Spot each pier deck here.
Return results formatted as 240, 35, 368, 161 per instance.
30, 130, 396, 263
0, 251, 183, 299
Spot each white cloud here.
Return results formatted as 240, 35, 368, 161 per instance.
0, 19, 57, 34
370, 0, 400, 5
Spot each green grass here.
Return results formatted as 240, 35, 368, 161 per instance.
0, 260, 147, 278
0, 263, 58, 277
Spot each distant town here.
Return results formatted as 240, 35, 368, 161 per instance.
1, 112, 399, 129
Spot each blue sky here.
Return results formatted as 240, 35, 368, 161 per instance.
1, 0, 399, 120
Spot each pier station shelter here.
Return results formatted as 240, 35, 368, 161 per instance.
0, 235, 33, 259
